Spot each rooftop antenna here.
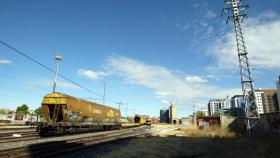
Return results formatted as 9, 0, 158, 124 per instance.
53, 53, 62, 93
222, 0, 259, 134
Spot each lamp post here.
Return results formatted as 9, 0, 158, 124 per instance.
53, 53, 62, 93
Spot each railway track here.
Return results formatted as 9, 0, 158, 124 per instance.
0, 126, 151, 158
0, 127, 36, 132
0, 125, 140, 144
0, 131, 38, 143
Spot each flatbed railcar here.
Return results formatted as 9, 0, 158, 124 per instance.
38, 92, 121, 136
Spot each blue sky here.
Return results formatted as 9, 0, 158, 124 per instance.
0, 0, 280, 117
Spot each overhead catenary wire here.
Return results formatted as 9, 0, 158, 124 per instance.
0, 40, 118, 104
0, 72, 50, 92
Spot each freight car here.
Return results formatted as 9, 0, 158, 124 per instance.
134, 114, 148, 125
37, 92, 121, 136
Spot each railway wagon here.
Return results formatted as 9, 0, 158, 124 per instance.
134, 115, 148, 125
38, 92, 120, 135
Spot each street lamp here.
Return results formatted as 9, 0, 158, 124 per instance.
52, 53, 62, 93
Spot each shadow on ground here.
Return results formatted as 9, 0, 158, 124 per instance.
27, 133, 280, 158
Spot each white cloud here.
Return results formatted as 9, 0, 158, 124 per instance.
176, 4, 222, 52
161, 99, 169, 104
29, 79, 80, 90
107, 55, 240, 108
192, 3, 199, 8
206, 75, 221, 81
78, 69, 108, 80
185, 76, 208, 83
206, 75, 217, 78
0, 59, 11, 64
155, 91, 172, 100
262, 10, 278, 19
205, 10, 216, 18
208, 12, 280, 70
56, 81, 80, 89
155, 91, 171, 97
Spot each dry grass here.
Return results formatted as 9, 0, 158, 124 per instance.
61, 125, 280, 158
183, 125, 236, 138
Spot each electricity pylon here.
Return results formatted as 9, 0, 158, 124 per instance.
222, 0, 259, 133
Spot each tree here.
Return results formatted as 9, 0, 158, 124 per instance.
212, 112, 220, 117
196, 111, 205, 117
34, 107, 42, 116
16, 104, 29, 114
0, 109, 7, 114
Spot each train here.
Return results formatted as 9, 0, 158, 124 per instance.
37, 92, 122, 136
134, 114, 150, 125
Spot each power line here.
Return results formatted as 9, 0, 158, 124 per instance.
0, 40, 119, 103
0, 72, 49, 92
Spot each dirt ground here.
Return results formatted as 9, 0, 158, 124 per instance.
60, 124, 280, 158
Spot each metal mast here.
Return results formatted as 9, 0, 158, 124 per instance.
103, 82, 106, 105
53, 53, 62, 93
117, 101, 124, 112
192, 102, 196, 124
222, 0, 259, 132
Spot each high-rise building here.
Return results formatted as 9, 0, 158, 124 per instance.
160, 109, 169, 123
169, 101, 176, 124
230, 95, 245, 108
254, 88, 279, 114
261, 89, 279, 113
254, 89, 264, 114
277, 76, 280, 108
230, 95, 245, 117
208, 99, 227, 116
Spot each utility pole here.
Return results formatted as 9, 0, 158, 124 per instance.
125, 103, 128, 117
222, 0, 259, 133
117, 101, 124, 115
103, 82, 106, 105
52, 53, 62, 93
192, 102, 196, 125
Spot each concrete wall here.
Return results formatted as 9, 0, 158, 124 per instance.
252, 112, 280, 133
0, 114, 13, 120
220, 115, 247, 133
221, 112, 280, 133
0, 114, 42, 124
220, 115, 235, 129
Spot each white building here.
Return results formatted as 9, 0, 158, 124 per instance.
277, 76, 280, 107
230, 95, 245, 108
208, 99, 227, 116
230, 95, 245, 116
254, 89, 264, 114
169, 101, 177, 124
